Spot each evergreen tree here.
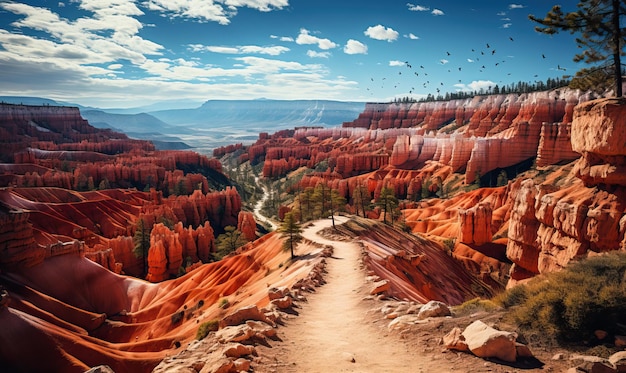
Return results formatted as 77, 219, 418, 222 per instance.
529, 1, 625, 96
311, 183, 329, 219
328, 188, 346, 229
133, 217, 151, 277
279, 211, 303, 259
213, 226, 248, 260
375, 186, 399, 225
352, 183, 371, 218
299, 186, 315, 222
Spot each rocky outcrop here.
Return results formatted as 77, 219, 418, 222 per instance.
0, 208, 44, 268
458, 202, 492, 246
506, 98, 626, 285
571, 97, 626, 186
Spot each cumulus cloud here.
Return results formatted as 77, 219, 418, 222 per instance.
190, 44, 290, 55
405, 33, 419, 40
143, 0, 288, 25
364, 24, 399, 42
307, 50, 330, 58
454, 79, 496, 92
296, 28, 337, 50
407, 3, 429, 11
431, 8, 444, 16
389, 60, 404, 67
344, 39, 367, 54
508, 4, 525, 9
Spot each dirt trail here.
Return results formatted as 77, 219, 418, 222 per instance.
258, 217, 439, 372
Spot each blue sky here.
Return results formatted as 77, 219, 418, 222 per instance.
0, 0, 581, 108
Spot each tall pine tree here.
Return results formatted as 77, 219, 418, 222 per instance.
529, 1, 625, 96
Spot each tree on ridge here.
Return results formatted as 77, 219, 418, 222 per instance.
529, 0, 626, 96
279, 211, 303, 259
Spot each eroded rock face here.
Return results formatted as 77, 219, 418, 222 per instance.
572, 98, 626, 186
506, 99, 626, 285
458, 202, 492, 246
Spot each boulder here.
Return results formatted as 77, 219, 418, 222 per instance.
219, 305, 274, 329
462, 320, 517, 362
609, 351, 626, 373
443, 327, 469, 352
370, 279, 390, 295
215, 324, 255, 344
416, 300, 451, 320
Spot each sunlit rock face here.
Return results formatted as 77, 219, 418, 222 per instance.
571, 97, 626, 186
506, 98, 626, 287
239, 89, 595, 191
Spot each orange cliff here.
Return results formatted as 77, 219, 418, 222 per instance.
506, 98, 626, 286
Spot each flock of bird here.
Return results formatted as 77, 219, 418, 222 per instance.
366, 35, 564, 97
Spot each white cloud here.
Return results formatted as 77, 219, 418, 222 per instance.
454, 80, 497, 92
407, 3, 429, 11
405, 33, 419, 40
108, 63, 123, 69
344, 39, 367, 54
439, 59, 448, 64
143, 0, 288, 24
190, 44, 289, 55
307, 50, 330, 58
271, 35, 294, 42
508, 4, 525, 9
467, 58, 474, 63
58, 2, 65, 7
296, 28, 337, 50
364, 25, 399, 42
431, 8, 444, 16
502, 23, 512, 28
389, 60, 405, 67
497, 11, 506, 16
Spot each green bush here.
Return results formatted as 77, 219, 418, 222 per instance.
500, 252, 626, 343
453, 297, 500, 316
196, 319, 219, 340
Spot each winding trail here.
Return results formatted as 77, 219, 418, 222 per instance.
262, 217, 433, 372
252, 176, 277, 231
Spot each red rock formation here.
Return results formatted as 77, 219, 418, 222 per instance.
505, 99, 626, 286
238, 211, 257, 242
0, 208, 45, 268
571, 97, 626, 186
458, 202, 493, 246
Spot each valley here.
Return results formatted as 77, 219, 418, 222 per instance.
1, 89, 626, 372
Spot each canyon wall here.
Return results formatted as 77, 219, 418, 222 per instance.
506, 98, 626, 286
0, 104, 240, 281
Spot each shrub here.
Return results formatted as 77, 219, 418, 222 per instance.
501, 252, 626, 343
453, 297, 500, 316
171, 310, 184, 325
196, 319, 220, 340
219, 298, 229, 309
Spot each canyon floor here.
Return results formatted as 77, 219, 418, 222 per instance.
250, 217, 573, 373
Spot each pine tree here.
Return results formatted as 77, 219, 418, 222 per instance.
328, 188, 346, 229
529, 1, 625, 96
352, 183, 371, 218
375, 186, 399, 225
213, 226, 248, 260
279, 211, 303, 259
133, 217, 151, 276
